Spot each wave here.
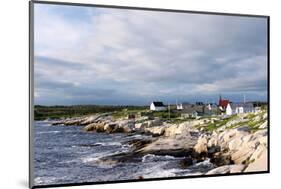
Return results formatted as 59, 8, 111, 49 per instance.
125, 134, 151, 140
141, 154, 179, 163
188, 158, 214, 173
35, 121, 53, 127
81, 148, 130, 164
71, 142, 123, 149
136, 161, 184, 178
37, 131, 61, 134
34, 176, 57, 185
94, 142, 122, 146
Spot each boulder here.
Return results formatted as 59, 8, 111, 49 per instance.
263, 113, 268, 120
163, 124, 191, 137
230, 146, 255, 164
241, 134, 254, 143
208, 145, 221, 154
244, 146, 268, 172
228, 137, 243, 151
83, 123, 105, 132
249, 145, 267, 162
104, 123, 117, 133
137, 136, 196, 157
258, 136, 267, 146
208, 133, 218, 147
259, 121, 268, 129
144, 126, 166, 136
205, 164, 246, 175
179, 157, 193, 168
135, 122, 148, 130
194, 136, 208, 154
64, 117, 85, 125
147, 118, 162, 127
80, 115, 99, 125
210, 152, 232, 166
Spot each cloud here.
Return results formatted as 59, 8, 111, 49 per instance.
34, 4, 268, 105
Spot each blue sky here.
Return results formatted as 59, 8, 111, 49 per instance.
34, 3, 268, 105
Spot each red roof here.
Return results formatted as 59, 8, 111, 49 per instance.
219, 99, 229, 108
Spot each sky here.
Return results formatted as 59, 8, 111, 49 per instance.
34, 3, 268, 106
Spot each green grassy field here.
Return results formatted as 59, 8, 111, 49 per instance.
34, 105, 148, 120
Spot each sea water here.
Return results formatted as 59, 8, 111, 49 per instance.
33, 121, 213, 186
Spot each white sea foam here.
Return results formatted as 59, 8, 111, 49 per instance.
81, 148, 130, 164
34, 176, 57, 185
37, 131, 61, 134
137, 162, 181, 178
189, 158, 214, 172
94, 142, 122, 146
141, 154, 177, 163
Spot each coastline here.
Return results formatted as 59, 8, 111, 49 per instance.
49, 110, 268, 176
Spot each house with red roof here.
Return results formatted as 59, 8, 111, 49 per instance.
218, 95, 230, 112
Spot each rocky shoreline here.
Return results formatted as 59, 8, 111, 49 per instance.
51, 110, 268, 175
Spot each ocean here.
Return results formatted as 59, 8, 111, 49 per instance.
33, 121, 214, 186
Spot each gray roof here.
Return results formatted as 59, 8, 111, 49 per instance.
230, 102, 254, 109
180, 105, 217, 115
152, 101, 165, 107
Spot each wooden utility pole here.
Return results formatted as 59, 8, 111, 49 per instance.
168, 103, 171, 120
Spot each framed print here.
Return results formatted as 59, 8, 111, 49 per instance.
29, 1, 269, 188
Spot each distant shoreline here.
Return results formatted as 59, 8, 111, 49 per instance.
34, 102, 268, 120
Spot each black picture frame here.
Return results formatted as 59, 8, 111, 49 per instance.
29, 1, 270, 188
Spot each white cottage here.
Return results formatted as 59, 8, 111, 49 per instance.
150, 101, 166, 111
176, 103, 183, 110
226, 102, 255, 115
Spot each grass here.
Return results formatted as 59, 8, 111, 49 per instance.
111, 111, 128, 119
207, 112, 268, 133
196, 115, 238, 131
152, 111, 181, 119
34, 105, 147, 120
167, 117, 195, 124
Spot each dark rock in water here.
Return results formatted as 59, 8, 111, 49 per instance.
112, 127, 125, 133
51, 121, 64, 126
191, 150, 207, 160
140, 148, 193, 157
208, 145, 221, 155
126, 139, 154, 150
210, 152, 233, 166
180, 157, 193, 168
99, 152, 142, 163
93, 158, 119, 167
152, 133, 164, 137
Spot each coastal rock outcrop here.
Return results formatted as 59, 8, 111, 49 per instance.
205, 164, 246, 175
83, 123, 106, 132
201, 126, 268, 172
244, 146, 268, 172
51, 110, 268, 175
82, 119, 136, 133
194, 136, 208, 154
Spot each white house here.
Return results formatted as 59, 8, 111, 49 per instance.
226, 102, 255, 115
226, 103, 233, 115
150, 102, 166, 111
207, 103, 217, 111
176, 103, 183, 110
176, 102, 191, 110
